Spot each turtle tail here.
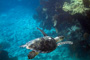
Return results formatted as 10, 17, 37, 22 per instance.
20, 44, 26, 48
28, 51, 39, 59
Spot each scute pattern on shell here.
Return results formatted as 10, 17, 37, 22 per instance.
28, 36, 57, 53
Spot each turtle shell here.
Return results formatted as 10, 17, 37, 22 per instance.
28, 36, 57, 53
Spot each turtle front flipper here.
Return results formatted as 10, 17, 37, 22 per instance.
37, 27, 47, 36
28, 51, 39, 59
57, 41, 73, 46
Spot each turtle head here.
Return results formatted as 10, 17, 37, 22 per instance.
54, 36, 64, 43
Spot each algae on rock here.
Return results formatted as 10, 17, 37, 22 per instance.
62, 0, 90, 15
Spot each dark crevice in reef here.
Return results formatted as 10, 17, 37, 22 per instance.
0, 50, 18, 60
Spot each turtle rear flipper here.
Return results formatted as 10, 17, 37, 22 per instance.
28, 51, 39, 59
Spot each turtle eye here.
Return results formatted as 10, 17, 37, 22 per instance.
59, 36, 64, 39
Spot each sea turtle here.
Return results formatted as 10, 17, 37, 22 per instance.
20, 28, 73, 59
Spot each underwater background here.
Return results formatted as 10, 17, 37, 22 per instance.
0, 0, 90, 60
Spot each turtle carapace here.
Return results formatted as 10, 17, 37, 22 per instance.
20, 28, 73, 59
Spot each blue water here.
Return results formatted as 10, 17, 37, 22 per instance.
0, 0, 90, 60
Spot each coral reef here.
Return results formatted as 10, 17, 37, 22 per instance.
33, 0, 90, 60
33, 0, 66, 30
